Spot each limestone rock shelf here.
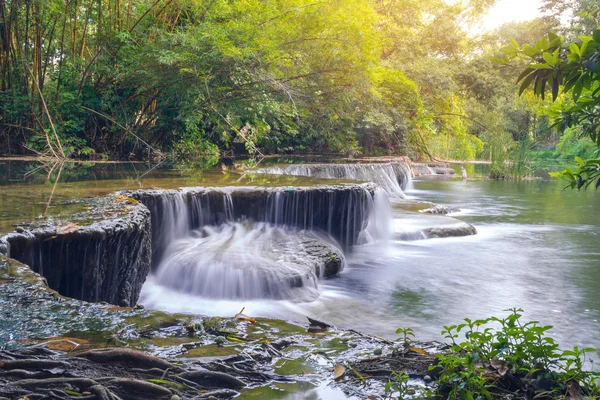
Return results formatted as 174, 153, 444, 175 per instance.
0, 183, 376, 306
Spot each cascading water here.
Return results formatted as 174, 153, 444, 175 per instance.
153, 222, 344, 301
253, 163, 411, 198
131, 183, 393, 303
358, 187, 393, 244
411, 163, 436, 177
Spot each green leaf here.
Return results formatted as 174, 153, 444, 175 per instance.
522, 44, 538, 57
573, 79, 584, 101
551, 75, 559, 101
579, 36, 593, 54
490, 57, 508, 65
531, 63, 552, 70
542, 52, 555, 67
516, 68, 534, 83
518, 73, 536, 96
563, 75, 579, 93
570, 42, 580, 56
594, 29, 600, 43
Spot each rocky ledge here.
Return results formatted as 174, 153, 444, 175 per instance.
0, 184, 374, 306
411, 163, 456, 176
0, 195, 151, 307
392, 213, 477, 241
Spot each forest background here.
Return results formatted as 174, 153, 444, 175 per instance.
0, 0, 598, 166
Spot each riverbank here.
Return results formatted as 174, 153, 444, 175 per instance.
3, 254, 600, 400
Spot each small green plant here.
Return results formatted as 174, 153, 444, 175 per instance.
395, 327, 415, 345
385, 371, 411, 398
432, 308, 600, 399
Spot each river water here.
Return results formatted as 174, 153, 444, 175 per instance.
2, 160, 599, 353
141, 165, 600, 352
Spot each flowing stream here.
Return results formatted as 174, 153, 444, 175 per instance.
141, 163, 600, 353
2, 160, 600, 353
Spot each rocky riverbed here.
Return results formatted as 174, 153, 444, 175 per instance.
1, 255, 443, 400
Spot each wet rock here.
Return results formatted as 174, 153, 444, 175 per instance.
198, 389, 240, 398
0, 195, 152, 306
106, 378, 173, 399
154, 224, 345, 300
393, 214, 477, 241
431, 166, 456, 175
422, 223, 477, 238
412, 163, 456, 176
419, 205, 450, 215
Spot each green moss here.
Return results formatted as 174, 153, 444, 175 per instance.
179, 344, 239, 358
244, 318, 306, 341
123, 311, 193, 330
274, 357, 313, 375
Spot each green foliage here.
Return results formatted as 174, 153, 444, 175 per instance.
430, 309, 600, 399
395, 327, 415, 345
550, 157, 600, 189
501, 26, 600, 187
556, 127, 598, 159
0, 0, 527, 160
384, 371, 412, 398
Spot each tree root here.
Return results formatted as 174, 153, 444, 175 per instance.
0, 359, 69, 370
179, 370, 246, 389
104, 377, 173, 398
76, 348, 180, 371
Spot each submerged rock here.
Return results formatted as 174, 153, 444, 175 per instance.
419, 205, 451, 215
393, 214, 477, 241
411, 163, 456, 176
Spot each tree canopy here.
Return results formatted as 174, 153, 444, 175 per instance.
0, 0, 562, 162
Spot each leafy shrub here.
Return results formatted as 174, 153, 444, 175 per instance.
432, 309, 600, 399
556, 127, 598, 160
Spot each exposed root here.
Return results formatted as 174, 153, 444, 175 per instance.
76, 348, 179, 371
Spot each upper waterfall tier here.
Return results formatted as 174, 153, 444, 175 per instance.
0, 182, 386, 305
128, 183, 381, 264
252, 162, 412, 198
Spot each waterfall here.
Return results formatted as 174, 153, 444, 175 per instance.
253, 163, 411, 198
153, 222, 344, 301
130, 184, 386, 257
393, 162, 413, 191
358, 187, 393, 244
130, 184, 392, 301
